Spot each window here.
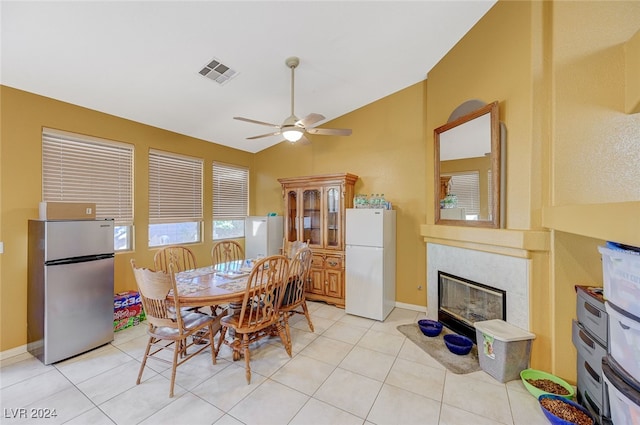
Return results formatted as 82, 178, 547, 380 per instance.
213, 162, 248, 240
42, 129, 134, 251
445, 171, 480, 220
149, 150, 203, 247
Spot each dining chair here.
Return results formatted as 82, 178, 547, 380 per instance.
279, 246, 314, 345
282, 239, 309, 259
215, 255, 291, 384
153, 245, 197, 273
211, 240, 244, 266
153, 245, 206, 315
130, 259, 219, 397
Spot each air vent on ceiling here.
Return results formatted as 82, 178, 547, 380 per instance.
199, 57, 238, 85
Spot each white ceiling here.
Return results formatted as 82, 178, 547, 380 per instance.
1, 1, 496, 153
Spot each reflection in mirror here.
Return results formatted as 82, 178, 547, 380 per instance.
434, 101, 501, 228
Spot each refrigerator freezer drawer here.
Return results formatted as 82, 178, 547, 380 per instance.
42, 257, 114, 364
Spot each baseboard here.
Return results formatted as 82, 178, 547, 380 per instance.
395, 301, 427, 313
0, 344, 29, 361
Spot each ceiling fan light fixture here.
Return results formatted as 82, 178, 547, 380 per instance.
283, 127, 304, 142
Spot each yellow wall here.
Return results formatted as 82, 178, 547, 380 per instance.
2, 1, 639, 385
253, 82, 428, 306
0, 86, 252, 352
548, 0, 640, 380
422, 0, 640, 382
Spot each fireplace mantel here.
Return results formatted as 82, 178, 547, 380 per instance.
420, 225, 550, 258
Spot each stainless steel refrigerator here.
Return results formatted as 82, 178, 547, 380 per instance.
345, 209, 396, 321
28, 219, 115, 364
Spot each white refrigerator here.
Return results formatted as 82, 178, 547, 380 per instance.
244, 216, 283, 259
345, 209, 396, 321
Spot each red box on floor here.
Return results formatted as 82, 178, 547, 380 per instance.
114, 290, 146, 332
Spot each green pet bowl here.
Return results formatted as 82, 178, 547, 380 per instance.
520, 368, 575, 399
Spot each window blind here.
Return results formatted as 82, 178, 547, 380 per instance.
149, 149, 203, 223
213, 162, 248, 219
42, 128, 133, 225
447, 171, 480, 216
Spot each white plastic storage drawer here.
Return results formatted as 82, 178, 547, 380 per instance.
606, 302, 640, 383
602, 356, 640, 425
598, 245, 640, 318
576, 286, 608, 346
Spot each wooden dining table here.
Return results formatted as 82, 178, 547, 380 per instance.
174, 260, 251, 308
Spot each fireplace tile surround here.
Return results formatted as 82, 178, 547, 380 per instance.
427, 243, 531, 331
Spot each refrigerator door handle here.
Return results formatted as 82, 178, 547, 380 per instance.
45, 253, 115, 266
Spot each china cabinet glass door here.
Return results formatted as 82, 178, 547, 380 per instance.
303, 189, 321, 246
326, 187, 341, 248
286, 190, 298, 242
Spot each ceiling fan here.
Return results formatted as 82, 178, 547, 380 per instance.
234, 56, 352, 144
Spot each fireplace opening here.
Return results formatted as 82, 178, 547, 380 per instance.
438, 271, 506, 343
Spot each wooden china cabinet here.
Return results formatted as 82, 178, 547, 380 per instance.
278, 173, 358, 307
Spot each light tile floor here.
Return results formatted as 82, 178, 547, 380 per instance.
0, 303, 549, 424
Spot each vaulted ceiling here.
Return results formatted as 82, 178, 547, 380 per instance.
1, 1, 496, 153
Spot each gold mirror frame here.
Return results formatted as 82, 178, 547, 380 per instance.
434, 101, 501, 228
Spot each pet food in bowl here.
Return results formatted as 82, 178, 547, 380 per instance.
443, 334, 473, 355
538, 394, 594, 425
418, 319, 443, 337
520, 369, 574, 399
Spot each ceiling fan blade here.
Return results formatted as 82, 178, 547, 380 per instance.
247, 130, 283, 140
298, 134, 311, 145
234, 116, 280, 128
296, 113, 325, 128
307, 127, 352, 136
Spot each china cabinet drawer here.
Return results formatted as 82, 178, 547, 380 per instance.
324, 255, 343, 270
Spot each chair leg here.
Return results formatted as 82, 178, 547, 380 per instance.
208, 323, 216, 365
276, 321, 292, 357
242, 334, 251, 384
283, 313, 292, 349
216, 326, 228, 358
169, 338, 180, 398
301, 301, 314, 332
136, 335, 154, 385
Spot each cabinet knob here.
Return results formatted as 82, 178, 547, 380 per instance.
328, 261, 338, 267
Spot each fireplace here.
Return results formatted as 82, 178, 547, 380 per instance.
438, 271, 506, 342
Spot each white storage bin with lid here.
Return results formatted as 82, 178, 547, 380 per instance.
598, 244, 640, 318
474, 319, 536, 383
606, 301, 640, 383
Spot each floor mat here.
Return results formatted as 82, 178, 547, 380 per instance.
397, 323, 482, 374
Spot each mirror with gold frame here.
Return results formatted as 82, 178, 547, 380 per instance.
434, 101, 502, 228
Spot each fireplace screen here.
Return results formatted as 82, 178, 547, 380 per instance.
438, 271, 506, 342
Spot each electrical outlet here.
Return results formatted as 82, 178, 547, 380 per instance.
86, 208, 92, 214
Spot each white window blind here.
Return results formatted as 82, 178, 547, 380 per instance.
447, 171, 480, 217
213, 162, 248, 219
42, 128, 133, 226
149, 149, 203, 224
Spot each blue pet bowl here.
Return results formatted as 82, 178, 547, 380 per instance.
538, 394, 594, 425
443, 334, 473, 355
418, 319, 443, 337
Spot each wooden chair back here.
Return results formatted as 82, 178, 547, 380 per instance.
153, 245, 197, 273
282, 247, 312, 308
211, 240, 244, 265
236, 255, 289, 330
282, 239, 309, 259
131, 259, 184, 332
